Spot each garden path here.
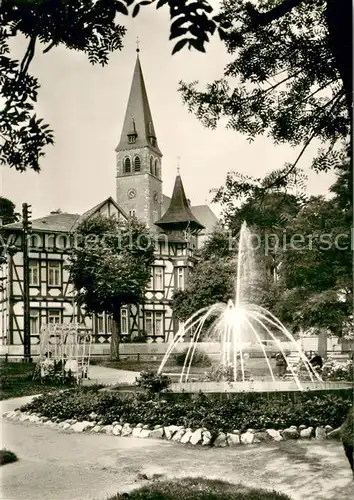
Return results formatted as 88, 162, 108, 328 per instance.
86, 365, 140, 386
1, 396, 353, 500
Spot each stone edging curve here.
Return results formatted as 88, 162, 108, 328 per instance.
2, 409, 342, 447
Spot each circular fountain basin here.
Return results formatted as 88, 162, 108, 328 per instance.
170, 380, 353, 393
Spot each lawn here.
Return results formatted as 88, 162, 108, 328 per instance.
108, 477, 292, 500
0, 361, 70, 400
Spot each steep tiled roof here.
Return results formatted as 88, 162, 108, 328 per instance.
72, 197, 128, 229
190, 205, 218, 233
116, 54, 161, 155
161, 195, 218, 234
155, 175, 204, 231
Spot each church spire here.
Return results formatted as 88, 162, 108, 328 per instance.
116, 51, 161, 155
155, 174, 204, 232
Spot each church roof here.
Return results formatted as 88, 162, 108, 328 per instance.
155, 175, 204, 231
116, 54, 161, 155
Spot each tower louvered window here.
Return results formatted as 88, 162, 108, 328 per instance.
134, 156, 141, 172
154, 159, 159, 177
124, 157, 131, 173
150, 156, 153, 174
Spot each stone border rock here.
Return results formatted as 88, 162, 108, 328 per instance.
2, 409, 342, 447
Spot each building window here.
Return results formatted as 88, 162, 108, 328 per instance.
129, 209, 136, 218
124, 157, 131, 173
96, 314, 104, 333
107, 315, 112, 333
48, 261, 61, 287
48, 309, 61, 325
128, 135, 136, 144
134, 156, 141, 172
121, 309, 129, 334
150, 156, 153, 174
145, 311, 153, 335
177, 267, 185, 290
29, 260, 40, 286
155, 312, 163, 336
152, 210, 158, 222
154, 159, 159, 177
146, 270, 153, 290
30, 309, 40, 334
154, 267, 164, 290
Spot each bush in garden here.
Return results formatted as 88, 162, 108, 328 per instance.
0, 449, 18, 466
322, 358, 353, 382
108, 477, 291, 500
135, 371, 171, 396
175, 348, 212, 368
20, 386, 353, 434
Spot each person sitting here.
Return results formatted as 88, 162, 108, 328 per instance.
275, 352, 287, 377
309, 352, 323, 370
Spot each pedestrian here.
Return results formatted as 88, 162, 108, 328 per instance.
341, 406, 353, 475
275, 352, 287, 377
309, 352, 323, 370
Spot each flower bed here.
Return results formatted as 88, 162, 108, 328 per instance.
18, 388, 352, 432
0, 387, 347, 448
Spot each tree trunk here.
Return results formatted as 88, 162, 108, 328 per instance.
326, 0, 353, 118
110, 309, 121, 361
318, 330, 328, 360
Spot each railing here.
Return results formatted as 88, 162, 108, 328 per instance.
0, 350, 352, 363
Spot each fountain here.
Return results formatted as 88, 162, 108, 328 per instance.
158, 223, 352, 393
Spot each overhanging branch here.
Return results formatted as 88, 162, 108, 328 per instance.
246, 0, 305, 28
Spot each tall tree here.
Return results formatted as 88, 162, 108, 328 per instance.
179, 0, 352, 180
68, 215, 155, 357
1, 1, 351, 174
274, 162, 352, 336
0, 197, 20, 265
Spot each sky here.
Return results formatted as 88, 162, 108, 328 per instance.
0, 3, 335, 220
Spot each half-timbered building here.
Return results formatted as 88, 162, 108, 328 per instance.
0, 50, 218, 353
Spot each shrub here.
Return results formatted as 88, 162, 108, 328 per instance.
0, 449, 18, 466
135, 371, 171, 396
175, 348, 212, 368
322, 358, 353, 382
108, 477, 291, 500
20, 386, 353, 435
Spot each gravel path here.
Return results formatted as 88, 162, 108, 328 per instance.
0, 397, 352, 500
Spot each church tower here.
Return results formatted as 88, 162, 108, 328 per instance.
116, 49, 162, 229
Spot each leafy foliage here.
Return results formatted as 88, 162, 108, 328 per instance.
172, 255, 236, 322
0, 196, 19, 267
1, 0, 351, 175
0, 449, 18, 466
108, 477, 292, 500
179, 0, 351, 179
175, 347, 212, 367
205, 159, 352, 336
0, 0, 229, 172
135, 370, 171, 396
68, 215, 155, 322
21, 386, 353, 434
322, 358, 353, 382
274, 163, 352, 335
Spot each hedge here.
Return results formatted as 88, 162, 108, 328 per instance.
20, 388, 352, 436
